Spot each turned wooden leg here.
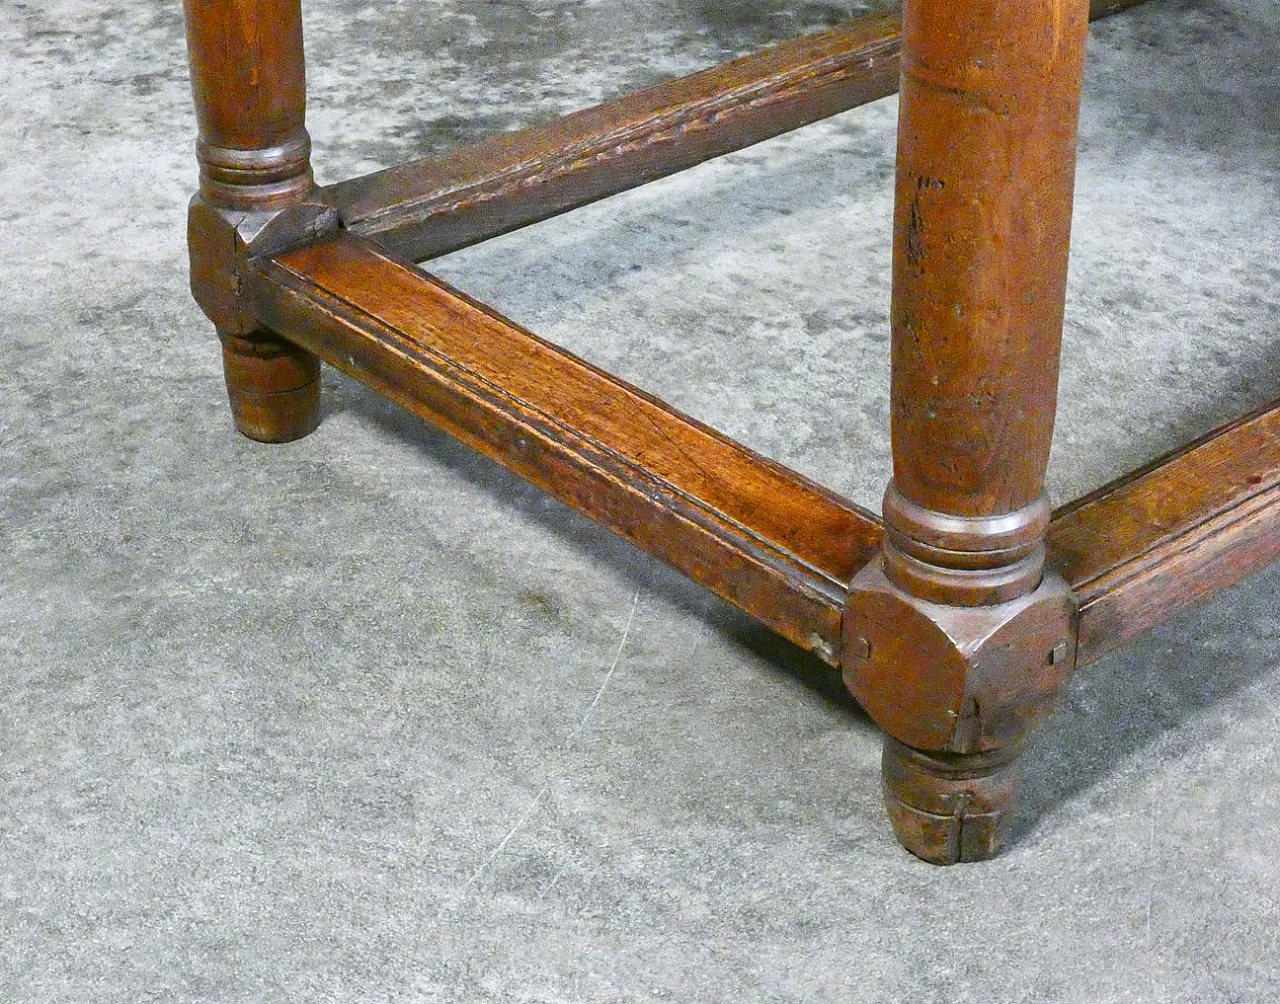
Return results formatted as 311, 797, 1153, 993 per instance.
183, 0, 322, 442
844, 0, 1091, 863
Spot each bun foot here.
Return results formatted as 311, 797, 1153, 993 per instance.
881, 736, 1023, 865
220, 329, 321, 443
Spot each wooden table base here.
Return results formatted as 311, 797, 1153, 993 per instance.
182, 0, 1278, 863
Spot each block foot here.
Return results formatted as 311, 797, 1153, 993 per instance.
220, 329, 321, 443
881, 736, 1023, 865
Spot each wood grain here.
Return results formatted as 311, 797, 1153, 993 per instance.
183, 0, 314, 210
327, 0, 1149, 263
1049, 399, 1280, 666
226, 211, 1280, 676
857, 0, 1093, 864
243, 234, 883, 663
183, 0, 322, 440
887, 0, 1089, 522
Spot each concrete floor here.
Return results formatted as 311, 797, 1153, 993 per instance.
3, 0, 1279, 1000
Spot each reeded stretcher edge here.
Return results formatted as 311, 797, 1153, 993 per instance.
244, 233, 883, 664
1050, 397, 1280, 668
326, 0, 1151, 264
243, 231, 1280, 673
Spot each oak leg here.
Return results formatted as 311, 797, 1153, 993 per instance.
844, 0, 1091, 863
218, 329, 321, 444
183, 0, 321, 442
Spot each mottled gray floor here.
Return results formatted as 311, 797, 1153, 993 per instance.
3, 1, 1280, 1001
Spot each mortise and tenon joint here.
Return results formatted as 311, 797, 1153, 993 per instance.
181, 0, 1280, 866
843, 560, 1078, 863
187, 198, 338, 443
187, 197, 338, 339
843, 484, 1080, 864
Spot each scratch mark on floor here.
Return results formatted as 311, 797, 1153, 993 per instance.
569, 587, 640, 742
436, 589, 641, 920
1145, 780, 1157, 950
537, 863, 568, 901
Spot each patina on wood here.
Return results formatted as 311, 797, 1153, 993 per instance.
1051, 399, 1280, 667
845, 0, 1093, 864
179, 0, 1280, 866
183, 0, 323, 442
243, 234, 880, 663
328, 0, 1150, 264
